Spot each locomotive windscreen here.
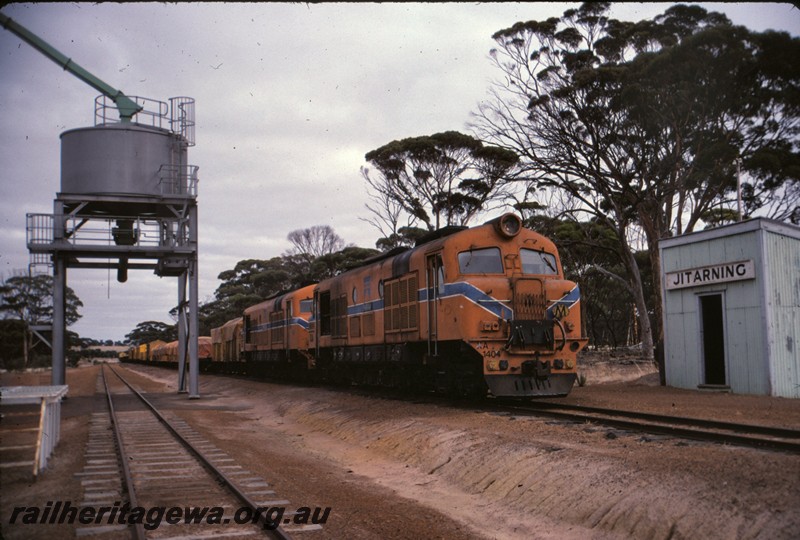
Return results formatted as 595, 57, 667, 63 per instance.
521, 249, 558, 275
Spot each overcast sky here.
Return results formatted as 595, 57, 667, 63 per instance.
1, 2, 798, 342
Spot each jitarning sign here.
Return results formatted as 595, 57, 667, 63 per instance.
666, 260, 755, 290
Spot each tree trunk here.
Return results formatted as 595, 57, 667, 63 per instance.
588, 247, 655, 362
648, 244, 664, 344
637, 213, 665, 347
621, 243, 655, 361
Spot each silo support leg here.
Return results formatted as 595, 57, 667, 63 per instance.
189, 257, 199, 399
51, 257, 66, 386
177, 271, 187, 394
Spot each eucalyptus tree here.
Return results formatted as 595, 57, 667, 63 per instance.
361, 131, 520, 232
361, 179, 428, 251
124, 320, 176, 345
0, 274, 83, 367
199, 229, 375, 332
472, 3, 800, 358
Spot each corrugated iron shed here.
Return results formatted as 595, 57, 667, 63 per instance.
659, 218, 800, 398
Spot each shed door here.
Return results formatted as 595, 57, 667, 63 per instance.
699, 293, 726, 385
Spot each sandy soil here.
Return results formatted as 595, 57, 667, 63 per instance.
2, 362, 799, 539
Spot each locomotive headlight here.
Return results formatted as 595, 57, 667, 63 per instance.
487, 359, 509, 371
497, 213, 522, 238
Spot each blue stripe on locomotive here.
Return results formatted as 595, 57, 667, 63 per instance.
307, 283, 580, 324
251, 317, 310, 333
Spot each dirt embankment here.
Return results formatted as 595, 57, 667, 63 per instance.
133, 365, 800, 540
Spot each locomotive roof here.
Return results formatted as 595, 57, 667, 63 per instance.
316, 214, 548, 283
414, 225, 468, 246
342, 224, 469, 274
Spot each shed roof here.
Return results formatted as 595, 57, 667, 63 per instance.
659, 218, 800, 250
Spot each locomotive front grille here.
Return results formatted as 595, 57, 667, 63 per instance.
513, 278, 546, 320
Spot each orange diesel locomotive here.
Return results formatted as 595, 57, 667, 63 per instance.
235, 284, 317, 376
309, 213, 587, 396
210, 214, 587, 397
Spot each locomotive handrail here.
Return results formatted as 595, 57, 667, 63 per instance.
553, 318, 567, 351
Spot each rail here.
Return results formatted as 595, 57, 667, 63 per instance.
101, 368, 146, 540
104, 365, 294, 539
497, 401, 800, 453
241, 377, 800, 453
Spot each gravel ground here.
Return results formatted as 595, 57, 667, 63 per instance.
2, 362, 799, 539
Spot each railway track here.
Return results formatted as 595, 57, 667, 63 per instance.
295, 372, 800, 453
126, 362, 800, 454
75, 364, 310, 539
494, 400, 800, 453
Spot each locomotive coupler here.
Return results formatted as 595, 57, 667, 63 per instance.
521, 357, 551, 379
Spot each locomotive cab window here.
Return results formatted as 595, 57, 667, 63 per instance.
521, 249, 558, 275
458, 247, 503, 274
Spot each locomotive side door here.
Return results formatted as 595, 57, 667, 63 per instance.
426, 253, 444, 357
